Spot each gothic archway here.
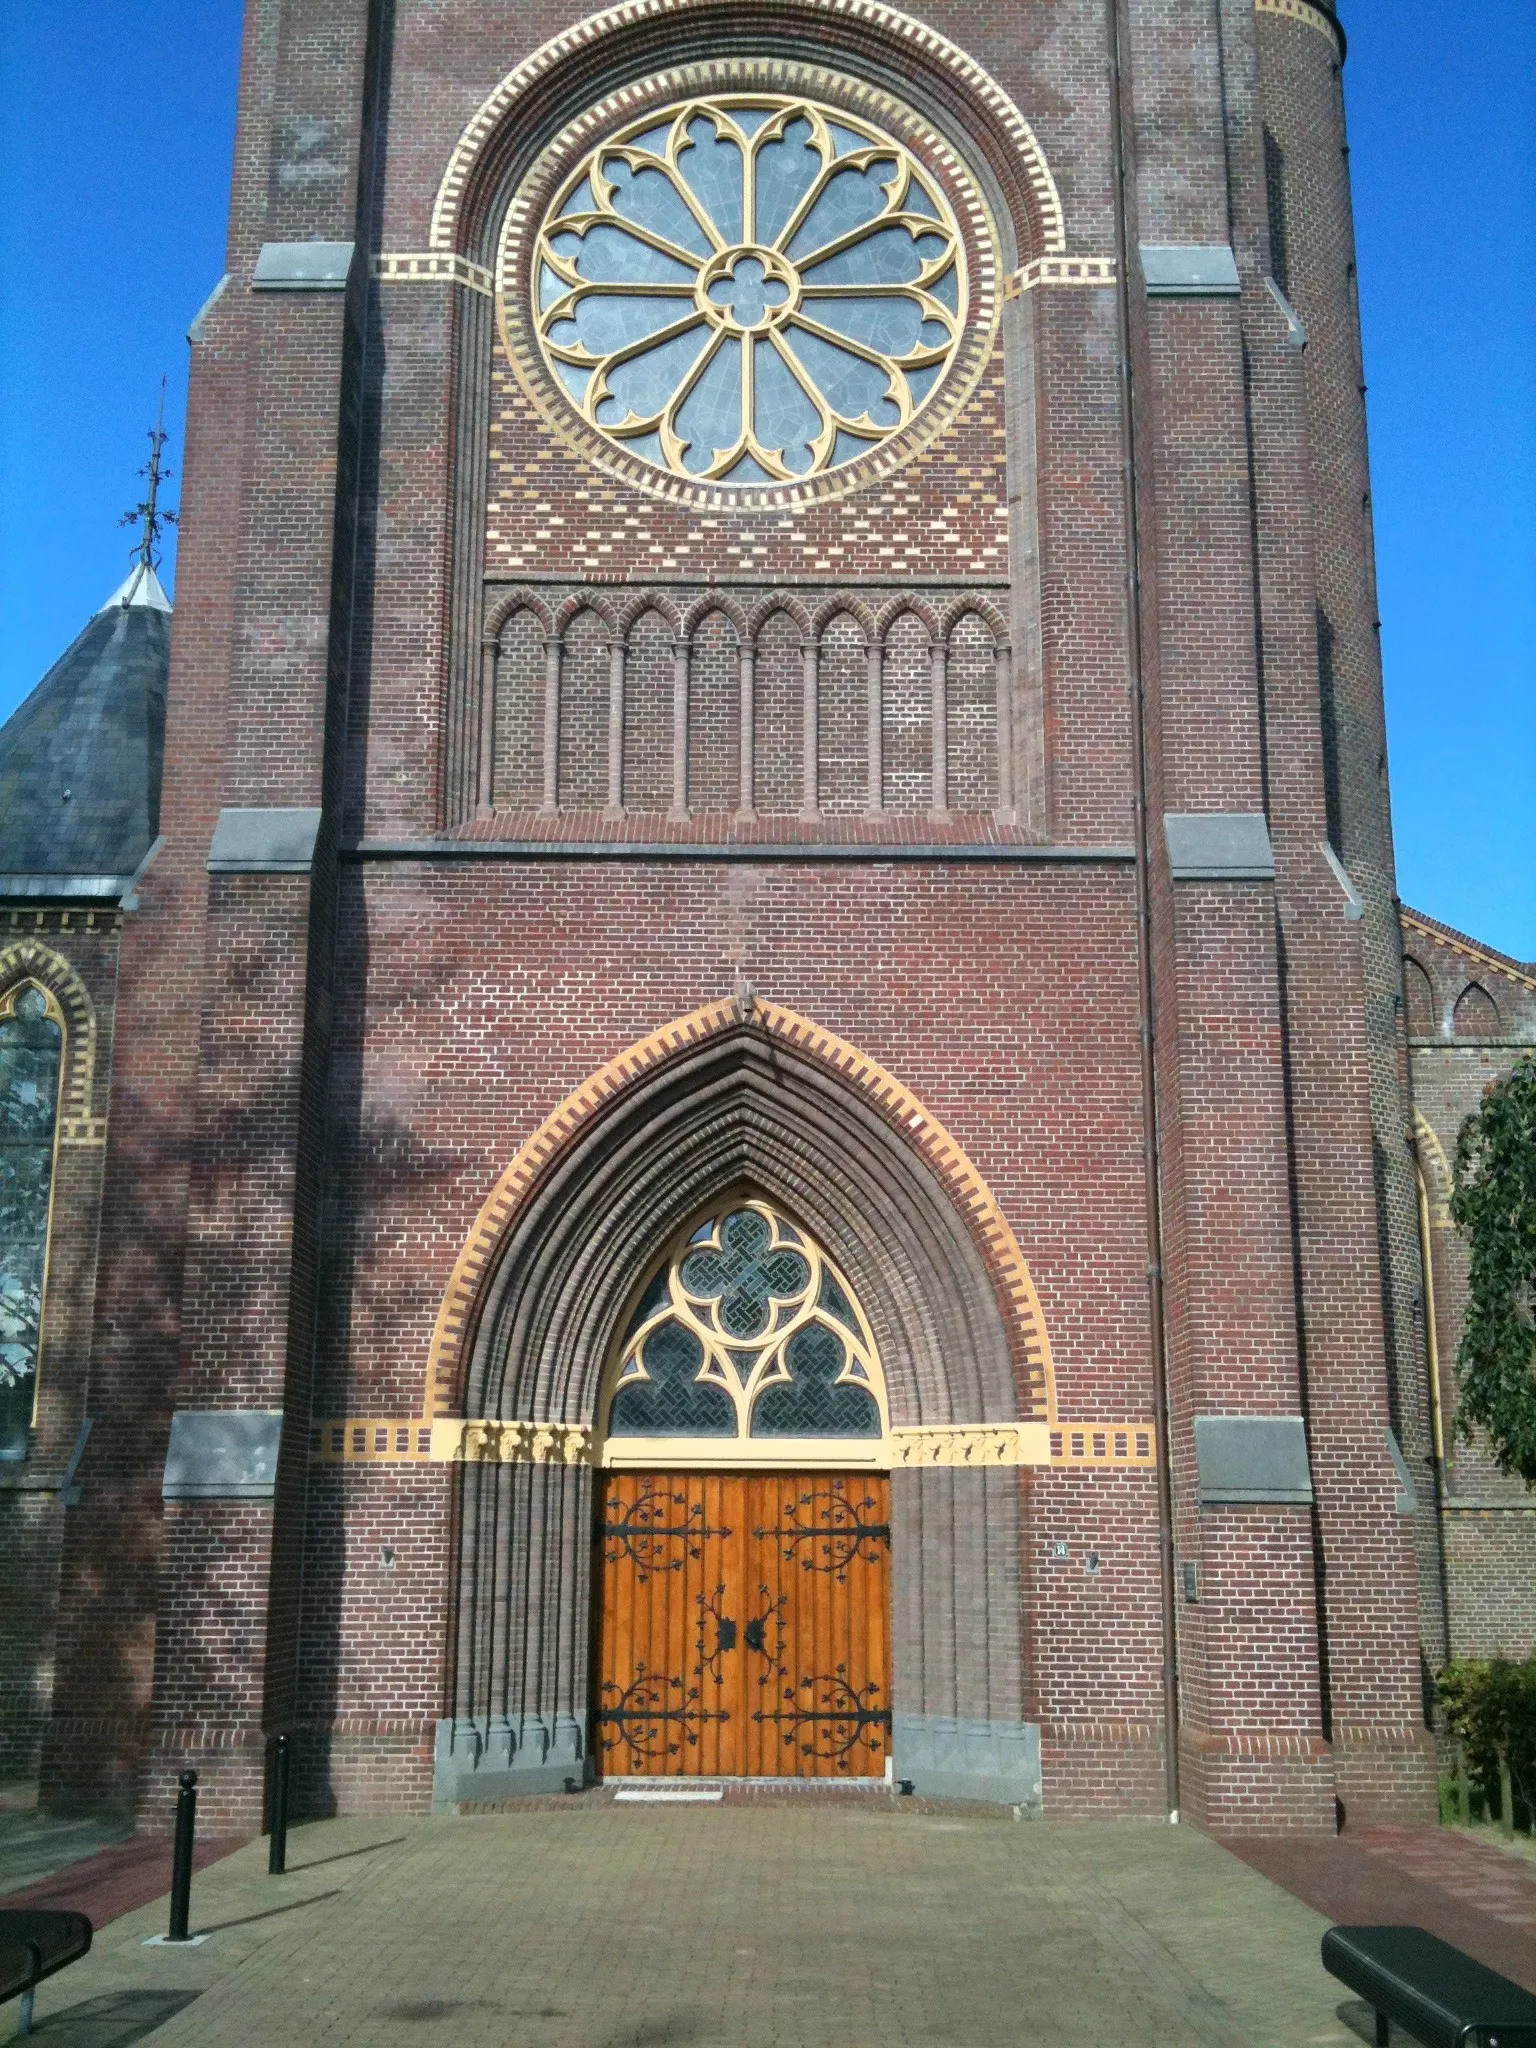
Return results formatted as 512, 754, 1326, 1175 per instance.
435, 997, 1045, 1805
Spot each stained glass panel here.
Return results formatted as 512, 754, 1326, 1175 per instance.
611, 1321, 735, 1435
680, 1208, 810, 1339
531, 92, 968, 484
751, 1324, 881, 1436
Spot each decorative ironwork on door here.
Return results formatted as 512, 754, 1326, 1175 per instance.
597, 1471, 891, 1777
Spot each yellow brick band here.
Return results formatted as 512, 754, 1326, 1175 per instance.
308, 1417, 1157, 1469
1004, 256, 1118, 301
373, 251, 493, 294
1401, 909, 1536, 995
431, 0, 1066, 258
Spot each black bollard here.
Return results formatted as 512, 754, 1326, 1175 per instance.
167, 1770, 198, 1942
268, 1733, 291, 1875
19, 1939, 40, 2036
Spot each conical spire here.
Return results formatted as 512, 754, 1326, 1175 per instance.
0, 402, 176, 886
98, 562, 172, 614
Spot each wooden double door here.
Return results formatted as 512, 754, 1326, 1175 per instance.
596, 1472, 891, 1779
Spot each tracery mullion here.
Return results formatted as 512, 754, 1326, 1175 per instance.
786, 307, 933, 399
548, 279, 701, 304
658, 138, 730, 253
763, 329, 835, 463
798, 282, 951, 300
661, 326, 733, 470
791, 208, 944, 275
769, 134, 875, 254
786, 315, 909, 428
558, 309, 706, 388
742, 122, 761, 246
798, 283, 958, 344
739, 335, 757, 472
553, 211, 705, 274
787, 309, 929, 382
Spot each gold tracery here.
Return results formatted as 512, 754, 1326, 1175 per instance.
600, 1197, 890, 1457
532, 92, 968, 485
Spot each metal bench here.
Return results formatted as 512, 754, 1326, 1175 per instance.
1322, 1924, 1536, 2047
0, 1910, 93, 2037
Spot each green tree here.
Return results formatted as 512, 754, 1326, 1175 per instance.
1437, 1656, 1536, 1830
1451, 1053, 1536, 1483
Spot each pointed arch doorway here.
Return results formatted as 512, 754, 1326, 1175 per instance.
595, 1196, 893, 1780
437, 998, 1049, 1811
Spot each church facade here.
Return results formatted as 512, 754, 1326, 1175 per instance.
6, 0, 1513, 1834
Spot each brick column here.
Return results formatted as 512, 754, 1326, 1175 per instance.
118, 0, 375, 1830
1128, 0, 1332, 1830
1239, 0, 1435, 1819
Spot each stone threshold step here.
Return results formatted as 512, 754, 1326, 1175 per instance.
613, 1787, 724, 1804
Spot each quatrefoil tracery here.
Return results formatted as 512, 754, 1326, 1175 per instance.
607, 1200, 886, 1440
532, 93, 968, 485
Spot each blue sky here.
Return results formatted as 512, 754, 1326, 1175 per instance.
1, 2, 1532, 956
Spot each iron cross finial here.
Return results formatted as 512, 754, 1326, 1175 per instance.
118, 376, 179, 570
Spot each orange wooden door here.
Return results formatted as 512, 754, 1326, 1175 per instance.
596, 1472, 891, 1779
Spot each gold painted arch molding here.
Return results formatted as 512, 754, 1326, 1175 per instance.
310, 998, 1156, 1473
428, 0, 1068, 259
0, 940, 103, 1146
422, 994, 1056, 1425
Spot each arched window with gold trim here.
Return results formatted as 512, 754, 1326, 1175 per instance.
600, 1197, 889, 1466
0, 983, 63, 1461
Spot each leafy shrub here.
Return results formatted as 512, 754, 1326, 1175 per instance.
1437, 1656, 1536, 1826
1451, 1054, 1536, 1483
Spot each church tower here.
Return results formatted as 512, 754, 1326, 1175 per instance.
22, 0, 1440, 1831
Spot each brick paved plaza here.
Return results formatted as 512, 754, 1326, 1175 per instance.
6, 1801, 1393, 2046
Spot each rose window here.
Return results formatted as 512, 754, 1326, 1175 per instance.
532, 94, 968, 485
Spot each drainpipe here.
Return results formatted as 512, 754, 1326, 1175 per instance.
1106, 0, 1182, 1819
1416, 1165, 1455, 1661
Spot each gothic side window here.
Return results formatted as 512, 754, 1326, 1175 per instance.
0, 984, 63, 1461
605, 1199, 886, 1456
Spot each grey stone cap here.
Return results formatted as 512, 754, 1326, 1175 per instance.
252, 241, 355, 291
1141, 244, 1242, 297
0, 873, 133, 901
208, 806, 322, 873
1194, 1415, 1313, 1505
892, 1712, 1042, 1810
1264, 275, 1307, 348
163, 1410, 283, 1500
1164, 811, 1275, 881
187, 271, 230, 342
1322, 841, 1364, 919
1383, 1427, 1418, 1515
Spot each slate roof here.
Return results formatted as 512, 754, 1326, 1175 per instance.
0, 565, 171, 894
